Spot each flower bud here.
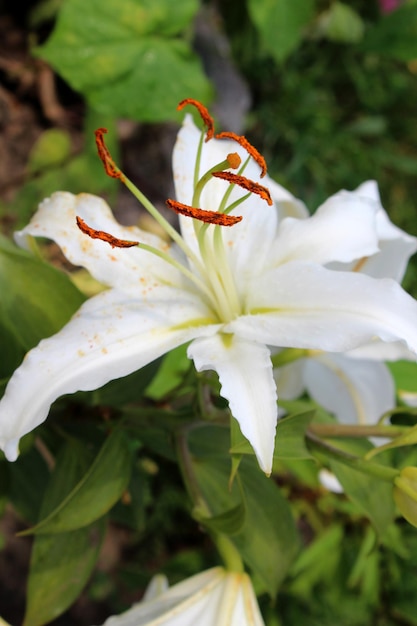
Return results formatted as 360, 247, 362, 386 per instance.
393, 467, 417, 527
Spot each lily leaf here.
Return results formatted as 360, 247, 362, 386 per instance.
21, 429, 132, 534
35, 0, 212, 122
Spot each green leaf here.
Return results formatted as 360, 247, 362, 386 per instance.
24, 520, 105, 626
328, 440, 396, 537
289, 525, 344, 597
230, 410, 314, 460
247, 0, 314, 63
194, 501, 246, 536
189, 425, 300, 597
145, 344, 190, 400
86, 359, 161, 406
0, 235, 85, 377
28, 129, 71, 174
361, 5, 417, 61
35, 0, 212, 122
24, 429, 132, 534
8, 447, 50, 523
317, 2, 364, 44
387, 361, 417, 396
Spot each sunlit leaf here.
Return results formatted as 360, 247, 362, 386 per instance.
35, 0, 212, 121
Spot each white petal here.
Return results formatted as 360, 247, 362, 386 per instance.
188, 334, 277, 474
96, 568, 265, 626
268, 178, 309, 219
271, 191, 379, 267
318, 469, 344, 494
0, 287, 219, 461
15, 192, 181, 290
173, 115, 279, 283
332, 181, 417, 281
229, 262, 417, 354
274, 359, 306, 400
303, 354, 395, 425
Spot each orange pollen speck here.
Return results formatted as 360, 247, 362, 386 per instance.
166, 199, 242, 226
95, 128, 125, 182
215, 132, 267, 178
227, 152, 241, 169
76, 216, 139, 248
212, 172, 272, 206
177, 99, 214, 141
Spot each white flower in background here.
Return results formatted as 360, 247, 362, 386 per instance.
94, 567, 265, 626
275, 180, 417, 428
1, 99, 417, 474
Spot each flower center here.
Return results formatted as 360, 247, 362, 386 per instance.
77, 100, 272, 323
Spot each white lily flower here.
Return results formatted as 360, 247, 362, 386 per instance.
2, 100, 417, 474
94, 567, 265, 626
276, 180, 417, 427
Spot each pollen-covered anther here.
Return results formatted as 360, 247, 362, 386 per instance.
95, 128, 125, 182
166, 199, 242, 226
215, 132, 267, 178
177, 99, 214, 141
226, 152, 241, 169
212, 172, 273, 206
76, 216, 139, 248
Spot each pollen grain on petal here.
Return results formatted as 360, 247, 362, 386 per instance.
212, 172, 273, 206
177, 99, 214, 141
215, 131, 267, 177
166, 199, 242, 226
95, 128, 125, 182
76, 216, 139, 248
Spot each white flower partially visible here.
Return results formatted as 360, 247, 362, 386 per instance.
276, 180, 417, 429
94, 567, 265, 626
1, 104, 417, 475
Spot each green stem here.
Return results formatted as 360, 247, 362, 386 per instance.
308, 423, 409, 439
175, 425, 244, 573
307, 431, 399, 482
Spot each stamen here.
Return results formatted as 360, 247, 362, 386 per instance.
166, 199, 242, 226
76, 216, 139, 248
95, 128, 125, 182
177, 99, 214, 141
215, 132, 267, 178
212, 172, 273, 206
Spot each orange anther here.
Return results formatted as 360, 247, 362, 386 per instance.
212, 172, 272, 206
76, 216, 139, 248
215, 132, 267, 178
166, 199, 242, 226
95, 128, 125, 182
177, 99, 214, 141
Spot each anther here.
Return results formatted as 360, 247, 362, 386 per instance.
95, 128, 125, 182
166, 199, 242, 226
177, 99, 214, 141
212, 172, 273, 206
215, 132, 267, 178
76, 216, 139, 248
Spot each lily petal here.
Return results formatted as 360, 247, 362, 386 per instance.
332, 181, 417, 281
0, 287, 220, 461
231, 262, 417, 353
271, 191, 379, 267
95, 567, 265, 626
303, 354, 395, 426
188, 334, 277, 475
15, 192, 180, 290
